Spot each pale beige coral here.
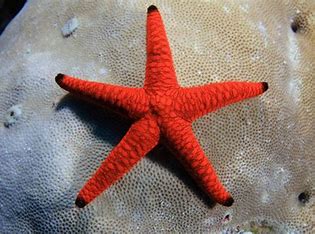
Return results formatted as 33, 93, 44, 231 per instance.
0, 0, 314, 233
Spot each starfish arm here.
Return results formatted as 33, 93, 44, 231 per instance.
75, 114, 160, 208
55, 74, 149, 119
144, 5, 178, 93
161, 117, 234, 206
177, 81, 268, 121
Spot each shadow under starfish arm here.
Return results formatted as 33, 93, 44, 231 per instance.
75, 114, 160, 208
56, 74, 149, 119
178, 81, 268, 122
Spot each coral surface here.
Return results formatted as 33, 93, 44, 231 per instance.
0, 0, 314, 233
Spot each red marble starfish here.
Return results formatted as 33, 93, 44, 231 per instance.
56, 5, 268, 208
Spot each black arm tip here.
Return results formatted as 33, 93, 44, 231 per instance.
262, 82, 269, 92
147, 5, 158, 13
55, 73, 65, 84
223, 197, 234, 207
75, 197, 87, 208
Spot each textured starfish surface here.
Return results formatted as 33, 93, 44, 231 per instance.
55, 5, 268, 208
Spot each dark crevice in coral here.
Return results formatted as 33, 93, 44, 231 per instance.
0, 0, 27, 35
298, 192, 310, 204
291, 13, 308, 34
222, 213, 231, 223
291, 20, 299, 33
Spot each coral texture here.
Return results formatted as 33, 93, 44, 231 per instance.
0, 0, 314, 233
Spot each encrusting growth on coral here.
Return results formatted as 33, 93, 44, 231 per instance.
4, 104, 23, 127
55, 5, 268, 208
61, 17, 79, 37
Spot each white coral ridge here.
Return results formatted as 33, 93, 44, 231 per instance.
0, 0, 314, 233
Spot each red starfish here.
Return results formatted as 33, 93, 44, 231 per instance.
56, 5, 268, 208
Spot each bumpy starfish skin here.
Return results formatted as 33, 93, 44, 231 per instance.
56, 5, 268, 208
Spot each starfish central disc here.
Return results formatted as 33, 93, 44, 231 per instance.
55, 5, 268, 208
